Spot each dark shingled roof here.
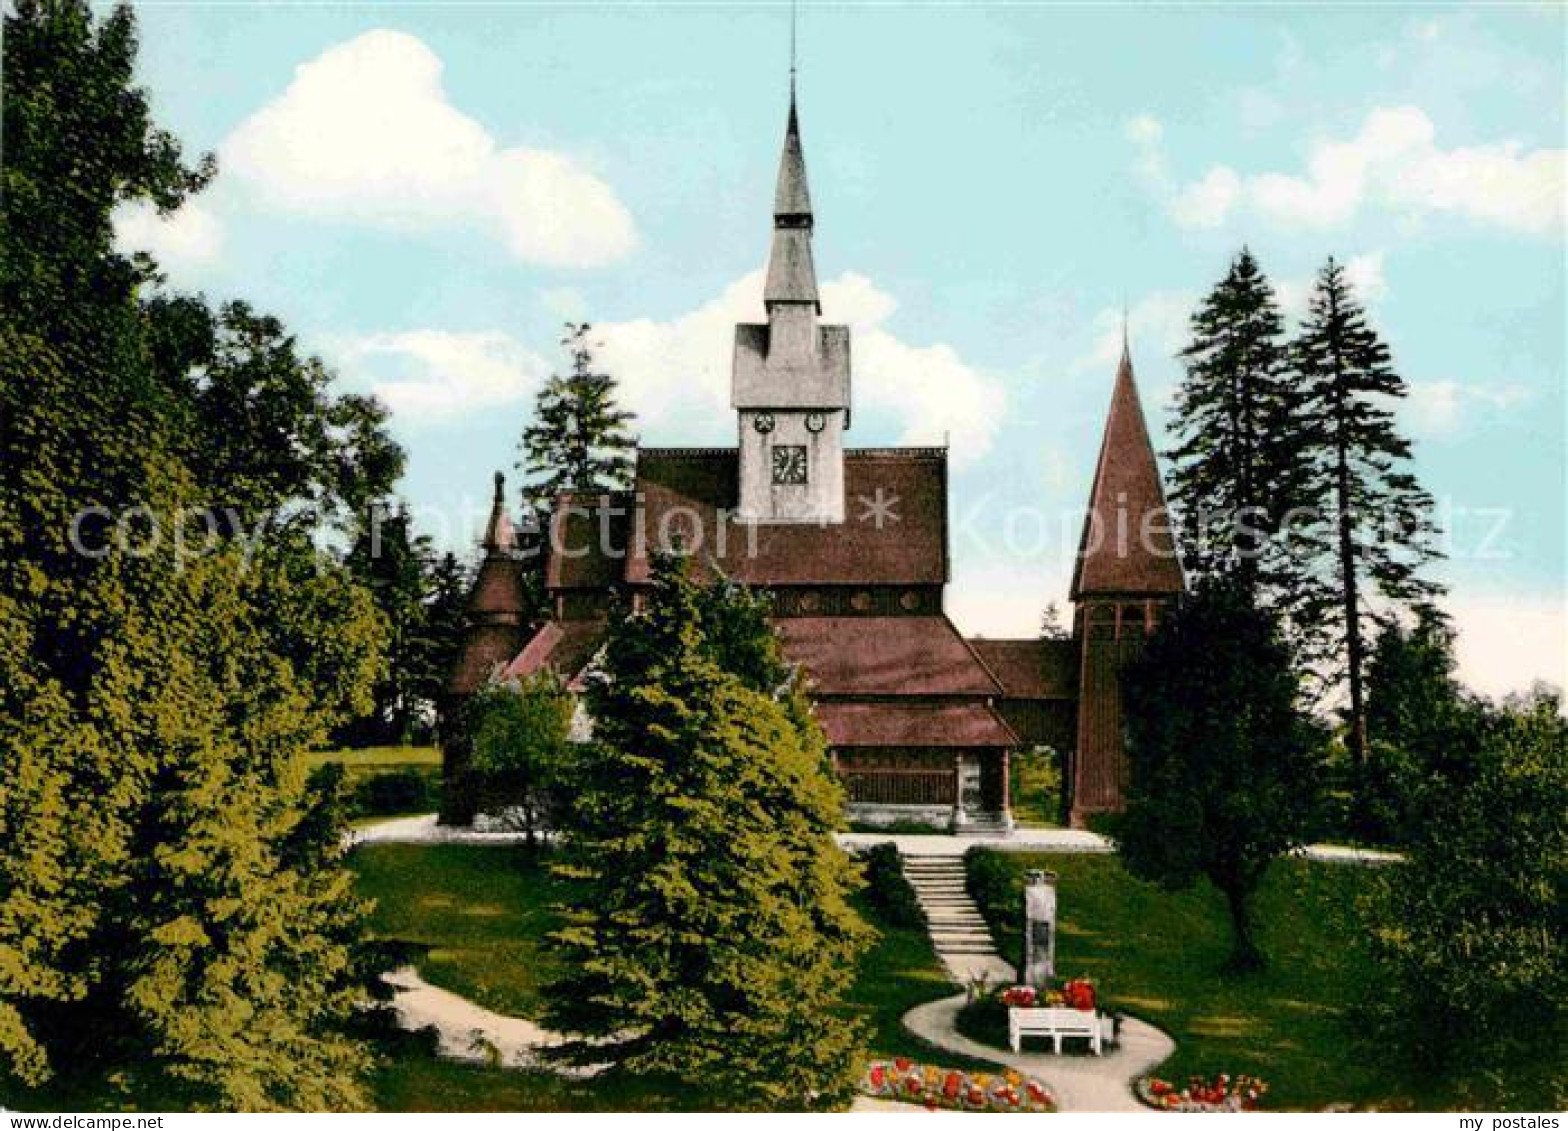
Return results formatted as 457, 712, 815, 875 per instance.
502, 620, 605, 692
815, 702, 1018, 748
777, 616, 1001, 697
627, 448, 948, 586
1070, 346, 1185, 599
969, 638, 1080, 700
545, 491, 632, 591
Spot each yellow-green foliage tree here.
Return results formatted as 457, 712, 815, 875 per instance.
543, 554, 870, 1109
1, 0, 387, 1109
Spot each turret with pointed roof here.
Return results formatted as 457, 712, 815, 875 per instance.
1068, 338, 1184, 827
1070, 339, 1185, 599
733, 92, 851, 524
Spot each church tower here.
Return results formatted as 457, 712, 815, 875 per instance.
1068, 337, 1185, 827
732, 95, 851, 523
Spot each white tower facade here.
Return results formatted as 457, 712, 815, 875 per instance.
732, 98, 851, 524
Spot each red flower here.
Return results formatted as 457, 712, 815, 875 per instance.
943, 1072, 962, 1100
893, 1057, 912, 1074
868, 1064, 886, 1091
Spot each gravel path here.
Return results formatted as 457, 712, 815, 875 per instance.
382, 966, 577, 1069
900, 994, 1174, 1113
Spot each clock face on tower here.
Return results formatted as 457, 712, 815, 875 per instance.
771, 445, 808, 485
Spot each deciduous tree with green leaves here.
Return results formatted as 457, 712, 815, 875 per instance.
466, 670, 574, 847
1361, 688, 1566, 1104
1118, 580, 1325, 971
1, 0, 384, 1108
543, 553, 868, 1109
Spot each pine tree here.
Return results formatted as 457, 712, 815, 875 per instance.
543, 553, 869, 1109
1291, 258, 1444, 782
518, 322, 637, 510
1168, 249, 1312, 614
1119, 580, 1325, 971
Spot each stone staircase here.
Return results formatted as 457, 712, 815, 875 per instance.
902, 855, 1015, 985
956, 812, 1011, 837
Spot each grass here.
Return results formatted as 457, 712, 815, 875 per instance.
307, 745, 442, 770
352, 843, 565, 1019
964, 850, 1556, 1112
351, 842, 977, 1110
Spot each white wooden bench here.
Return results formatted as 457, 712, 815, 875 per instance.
1007, 1006, 1111, 1055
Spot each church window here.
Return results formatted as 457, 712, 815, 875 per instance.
753, 412, 775, 434
805, 411, 826, 433
772, 445, 807, 485
850, 590, 873, 612
899, 590, 920, 612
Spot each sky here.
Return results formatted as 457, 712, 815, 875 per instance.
115, 1, 1566, 697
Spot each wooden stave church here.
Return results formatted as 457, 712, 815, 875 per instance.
444, 95, 1184, 831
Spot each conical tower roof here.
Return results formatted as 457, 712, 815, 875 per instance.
764, 94, 821, 312
1070, 341, 1185, 600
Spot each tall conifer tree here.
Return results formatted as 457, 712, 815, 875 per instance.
543, 554, 868, 1109
1168, 249, 1313, 617
1291, 258, 1443, 779
517, 322, 637, 509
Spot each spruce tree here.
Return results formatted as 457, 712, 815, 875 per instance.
543, 554, 869, 1109
517, 322, 637, 509
1168, 249, 1313, 617
1291, 258, 1444, 781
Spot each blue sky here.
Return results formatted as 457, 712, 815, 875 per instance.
116, 2, 1565, 695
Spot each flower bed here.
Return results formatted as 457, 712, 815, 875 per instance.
861, 1058, 1056, 1112
1138, 1073, 1270, 1112
996, 977, 1097, 1011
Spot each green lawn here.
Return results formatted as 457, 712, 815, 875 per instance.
352, 842, 975, 1110
965, 850, 1551, 1112
353, 843, 565, 1019
308, 745, 441, 770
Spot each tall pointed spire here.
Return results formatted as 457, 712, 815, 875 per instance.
1070, 339, 1185, 599
765, 91, 820, 312
481, 470, 516, 552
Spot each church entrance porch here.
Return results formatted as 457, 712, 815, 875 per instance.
837, 747, 1011, 832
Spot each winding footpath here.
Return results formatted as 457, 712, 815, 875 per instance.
357, 814, 1396, 1112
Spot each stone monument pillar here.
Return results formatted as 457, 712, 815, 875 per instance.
1022, 870, 1058, 985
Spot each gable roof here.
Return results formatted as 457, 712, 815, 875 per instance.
502, 620, 605, 692
968, 638, 1079, 699
1070, 345, 1185, 599
815, 702, 1017, 748
544, 490, 633, 591
627, 448, 948, 586
776, 615, 1002, 697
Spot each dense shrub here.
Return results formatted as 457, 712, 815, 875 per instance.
964, 846, 1019, 943
860, 843, 927, 930
353, 769, 439, 817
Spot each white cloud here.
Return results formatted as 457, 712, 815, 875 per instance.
1405, 378, 1534, 438
1124, 114, 1163, 146
1074, 290, 1195, 376
1165, 106, 1564, 236
222, 29, 635, 267
594, 270, 1006, 467
1447, 591, 1567, 699
335, 329, 549, 420
1170, 167, 1242, 229
113, 199, 224, 270
1274, 250, 1387, 317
